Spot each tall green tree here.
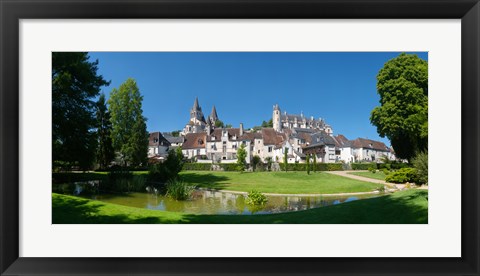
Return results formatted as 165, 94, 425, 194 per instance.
52, 52, 109, 170
108, 78, 149, 167
283, 148, 288, 172
236, 143, 247, 171
306, 154, 310, 175
95, 93, 115, 170
370, 53, 428, 161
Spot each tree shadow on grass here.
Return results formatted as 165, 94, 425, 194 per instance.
179, 172, 230, 190
52, 194, 182, 224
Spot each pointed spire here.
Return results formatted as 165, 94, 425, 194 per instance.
193, 97, 200, 110
210, 105, 218, 121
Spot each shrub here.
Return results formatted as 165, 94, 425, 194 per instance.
165, 178, 195, 200
149, 149, 184, 182
351, 163, 376, 170
385, 168, 419, 184
412, 152, 428, 185
252, 155, 261, 171
382, 168, 391, 175
182, 163, 212, 171
245, 190, 268, 206
279, 163, 343, 172
218, 163, 241, 171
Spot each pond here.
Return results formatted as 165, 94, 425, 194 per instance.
53, 181, 383, 215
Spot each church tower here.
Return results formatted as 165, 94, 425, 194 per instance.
190, 97, 205, 124
273, 104, 281, 132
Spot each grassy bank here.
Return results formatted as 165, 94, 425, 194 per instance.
53, 171, 382, 194
179, 171, 382, 194
348, 171, 387, 181
52, 189, 428, 224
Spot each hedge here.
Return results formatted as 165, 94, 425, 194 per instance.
279, 163, 343, 171
182, 163, 212, 171
351, 163, 377, 170
218, 163, 241, 171
351, 162, 411, 170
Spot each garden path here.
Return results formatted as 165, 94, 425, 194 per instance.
326, 170, 407, 189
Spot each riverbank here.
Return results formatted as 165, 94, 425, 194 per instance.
52, 189, 428, 224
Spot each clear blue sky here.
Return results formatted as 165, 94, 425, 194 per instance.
88, 52, 427, 146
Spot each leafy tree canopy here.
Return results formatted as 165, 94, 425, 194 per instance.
96, 93, 115, 170
108, 78, 149, 168
52, 52, 110, 170
370, 53, 428, 161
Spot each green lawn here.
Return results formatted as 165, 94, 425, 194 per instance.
348, 171, 387, 181
179, 171, 382, 194
52, 189, 428, 224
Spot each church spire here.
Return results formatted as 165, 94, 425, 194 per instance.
193, 97, 200, 110
210, 105, 218, 121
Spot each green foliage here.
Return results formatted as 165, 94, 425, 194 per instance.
312, 154, 317, 173
412, 152, 428, 185
183, 163, 212, 171
149, 148, 184, 183
306, 154, 311, 174
283, 148, 289, 172
171, 130, 181, 137
370, 53, 428, 160
261, 119, 273, 128
385, 168, 419, 184
165, 178, 195, 201
236, 143, 247, 171
108, 78, 149, 168
225, 124, 233, 128
214, 120, 224, 128
95, 93, 115, 170
351, 163, 377, 170
265, 157, 273, 171
218, 163, 241, 171
52, 52, 110, 170
252, 155, 261, 171
245, 190, 268, 206
279, 163, 343, 171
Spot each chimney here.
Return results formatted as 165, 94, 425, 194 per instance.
240, 123, 244, 136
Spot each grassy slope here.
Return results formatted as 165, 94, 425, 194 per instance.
348, 171, 387, 181
53, 189, 428, 224
179, 171, 382, 194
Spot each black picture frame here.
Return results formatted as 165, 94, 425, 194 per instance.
1, 0, 479, 275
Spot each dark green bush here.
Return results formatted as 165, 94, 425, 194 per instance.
218, 163, 241, 171
412, 152, 428, 185
385, 168, 419, 183
182, 163, 212, 171
278, 163, 343, 171
149, 149, 184, 182
351, 163, 376, 170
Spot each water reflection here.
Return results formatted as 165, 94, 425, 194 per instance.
54, 181, 381, 215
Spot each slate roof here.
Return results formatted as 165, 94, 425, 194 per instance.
309, 131, 337, 146
149, 132, 171, 147
162, 133, 184, 144
182, 133, 207, 149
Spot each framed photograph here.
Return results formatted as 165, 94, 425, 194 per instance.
1, 0, 478, 275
